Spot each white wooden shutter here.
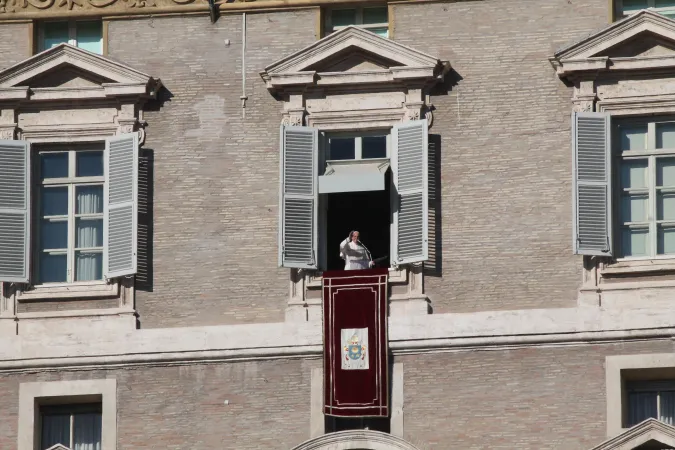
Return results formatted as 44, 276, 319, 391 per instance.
278, 125, 318, 269
392, 120, 429, 264
573, 112, 613, 256
0, 140, 30, 283
104, 133, 138, 278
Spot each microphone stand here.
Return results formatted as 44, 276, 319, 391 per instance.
357, 240, 373, 266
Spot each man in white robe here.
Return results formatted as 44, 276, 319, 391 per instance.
339, 231, 374, 270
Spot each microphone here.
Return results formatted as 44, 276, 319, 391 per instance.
357, 240, 373, 262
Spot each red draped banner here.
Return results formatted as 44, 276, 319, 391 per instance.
323, 268, 389, 417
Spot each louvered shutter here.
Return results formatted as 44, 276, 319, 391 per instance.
392, 120, 429, 264
104, 133, 138, 278
573, 112, 612, 256
278, 125, 318, 269
0, 140, 30, 283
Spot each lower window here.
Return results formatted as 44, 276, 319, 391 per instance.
40, 403, 102, 450
36, 144, 105, 284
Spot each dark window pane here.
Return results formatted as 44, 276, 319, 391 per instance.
41, 186, 69, 217
76, 21, 102, 54
363, 7, 387, 24
76, 151, 103, 177
331, 9, 356, 27
42, 21, 69, 49
41, 219, 68, 250
627, 391, 658, 427
362, 136, 387, 159
73, 411, 102, 446
41, 413, 70, 449
39, 253, 67, 283
40, 153, 68, 179
329, 138, 355, 160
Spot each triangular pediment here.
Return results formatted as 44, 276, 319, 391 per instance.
260, 26, 449, 92
590, 419, 675, 450
45, 444, 71, 450
555, 10, 675, 60
0, 44, 160, 101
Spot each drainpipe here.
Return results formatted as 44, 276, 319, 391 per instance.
241, 12, 249, 119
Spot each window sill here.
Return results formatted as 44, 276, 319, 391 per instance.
17, 281, 118, 301
306, 267, 407, 287
602, 258, 675, 276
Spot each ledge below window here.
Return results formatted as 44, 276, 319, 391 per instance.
305, 267, 407, 288
601, 258, 675, 277
16, 281, 119, 301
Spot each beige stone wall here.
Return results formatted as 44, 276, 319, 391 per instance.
393, 0, 610, 313
107, 10, 318, 327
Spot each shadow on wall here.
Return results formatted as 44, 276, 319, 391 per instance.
423, 69, 461, 278
424, 133, 442, 277
136, 148, 154, 293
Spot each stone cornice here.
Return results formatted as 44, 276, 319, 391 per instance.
0, 0, 420, 21
4, 304, 675, 372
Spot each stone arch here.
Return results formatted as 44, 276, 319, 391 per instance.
291, 430, 421, 450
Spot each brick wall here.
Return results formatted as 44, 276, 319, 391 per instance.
0, 23, 30, 70
0, 358, 320, 450
107, 10, 318, 328
393, 0, 610, 313
400, 340, 675, 449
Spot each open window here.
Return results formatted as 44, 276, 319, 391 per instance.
278, 121, 429, 271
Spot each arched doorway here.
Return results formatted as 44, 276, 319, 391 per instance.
291, 430, 421, 450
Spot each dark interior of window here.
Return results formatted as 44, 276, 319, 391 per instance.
325, 170, 391, 270
325, 416, 391, 434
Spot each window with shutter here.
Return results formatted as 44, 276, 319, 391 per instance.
0, 140, 31, 283
279, 125, 319, 269
391, 120, 429, 265
104, 133, 138, 279
573, 112, 613, 256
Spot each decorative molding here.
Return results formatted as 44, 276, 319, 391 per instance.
592, 418, 675, 449
291, 430, 420, 450
0, 0, 427, 19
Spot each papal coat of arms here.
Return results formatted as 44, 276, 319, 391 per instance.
341, 328, 369, 370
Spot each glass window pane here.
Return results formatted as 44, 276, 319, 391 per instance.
76, 151, 104, 177
363, 7, 387, 24
41, 413, 71, 449
42, 21, 69, 50
622, 195, 649, 223
621, 159, 648, 189
73, 412, 102, 448
661, 391, 675, 425
623, 0, 649, 9
40, 152, 69, 179
76, 21, 102, 54
655, 0, 675, 7
620, 125, 648, 151
659, 227, 675, 254
371, 28, 389, 38
621, 228, 650, 257
657, 123, 675, 149
75, 252, 103, 281
76, 185, 103, 214
331, 9, 356, 27
39, 253, 67, 283
76, 218, 103, 248
627, 391, 658, 427
659, 192, 675, 220
362, 136, 387, 159
329, 137, 355, 160
658, 158, 675, 187
41, 220, 68, 250
41, 186, 69, 217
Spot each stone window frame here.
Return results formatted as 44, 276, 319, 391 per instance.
35, 19, 106, 56
18, 378, 117, 450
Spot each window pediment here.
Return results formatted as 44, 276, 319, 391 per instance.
553, 10, 675, 80
0, 43, 161, 103
591, 418, 675, 450
260, 26, 449, 93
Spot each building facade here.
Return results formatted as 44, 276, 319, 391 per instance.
2, 0, 675, 448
